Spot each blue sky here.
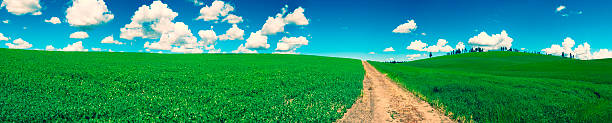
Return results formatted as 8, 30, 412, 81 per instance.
1, 0, 611, 61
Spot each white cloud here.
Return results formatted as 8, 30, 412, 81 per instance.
260, 14, 287, 35
406, 54, 422, 60
406, 54, 421, 58
556, 5, 566, 12
573, 42, 591, 60
101, 35, 125, 44
120, 1, 178, 40
121, 1, 203, 53
5, 38, 32, 49
561, 37, 575, 52
45, 17, 62, 24
392, 20, 417, 33
369, 52, 375, 54
70, 31, 89, 39
541, 37, 597, 60
45, 45, 56, 51
91, 47, 102, 51
260, 6, 309, 35
468, 30, 513, 50
218, 24, 244, 40
189, 0, 204, 6
0, 33, 8, 41
416, 39, 454, 52
2, 20, 8, 23
1, 0, 41, 15
198, 29, 217, 46
455, 42, 465, 50
437, 39, 448, 46
593, 49, 612, 59
406, 40, 427, 51
196, 1, 234, 21
66, 0, 114, 27
222, 14, 243, 24
275, 36, 308, 52
171, 46, 203, 53
232, 44, 257, 53
59, 41, 88, 52
384, 47, 395, 52
541, 44, 564, 56
244, 31, 270, 49
143, 22, 199, 51
284, 7, 308, 25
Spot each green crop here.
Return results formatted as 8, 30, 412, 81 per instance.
0, 48, 365, 122
370, 51, 612, 122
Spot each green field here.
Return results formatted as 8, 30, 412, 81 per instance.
370, 51, 612, 122
0, 48, 365, 122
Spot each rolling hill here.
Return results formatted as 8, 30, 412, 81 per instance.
370, 51, 612, 122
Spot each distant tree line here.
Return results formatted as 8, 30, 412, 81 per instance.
385, 46, 576, 63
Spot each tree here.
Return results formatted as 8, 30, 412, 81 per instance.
429, 52, 433, 58
562, 52, 565, 58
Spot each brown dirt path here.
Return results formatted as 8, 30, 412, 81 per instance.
336, 61, 454, 123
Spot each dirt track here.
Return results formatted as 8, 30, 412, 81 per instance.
336, 61, 453, 123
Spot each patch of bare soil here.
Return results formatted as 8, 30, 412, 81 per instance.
336, 61, 454, 123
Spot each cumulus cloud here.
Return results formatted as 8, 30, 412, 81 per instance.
275, 36, 308, 53
284, 7, 308, 25
100, 35, 125, 44
234, 5, 309, 52
406, 40, 428, 51
218, 24, 244, 40
410, 39, 454, 53
573, 42, 591, 60
541, 37, 601, 60
455, 42, 465, 50
260, 6, 309, 35
70, 31, 89, 39
66, 0, 114, 27
120, 1, 178, 40
45, 45, 56, 51
59, 41, 88, 51
143, 22, 199, 51
5, 38, 32, 49
121, 1, 204, 53
2, 20, 8, 23
468, 30, 513, 50
392, 20, 417, 33
244, 31, 269, 49
260, 14, 287, 35
369, 52, 375, 54
45, 17, 62, 24
198, 29, 217, 46
196, 1, 234, 21
1, 0, 41, 15
0, 33, 8, 41
222, 14, 243, 24
232, 44, 257, 53
593, 49, 612, 59
384, 47, 395, 52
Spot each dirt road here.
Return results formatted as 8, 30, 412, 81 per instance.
337, 61, 453, 123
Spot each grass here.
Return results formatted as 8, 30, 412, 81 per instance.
0, 48, 365, 122
370, 51, 612, 122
